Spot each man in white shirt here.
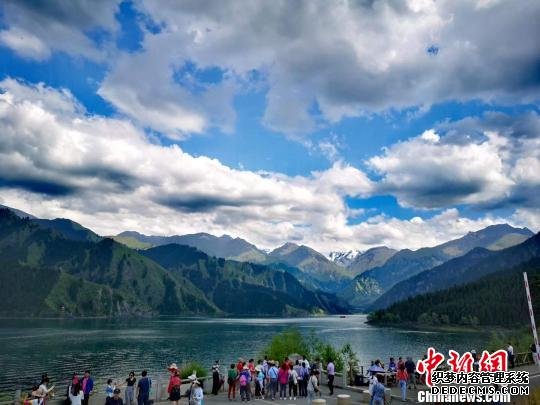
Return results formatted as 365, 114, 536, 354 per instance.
327, 360, 335, 395
507, 342, 515, 369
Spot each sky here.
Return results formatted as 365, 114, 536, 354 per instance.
0, 0, 539, 254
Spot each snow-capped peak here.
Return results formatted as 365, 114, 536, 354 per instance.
328, 250, 361, 267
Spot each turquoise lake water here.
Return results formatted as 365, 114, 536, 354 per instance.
0, 315, 488, 394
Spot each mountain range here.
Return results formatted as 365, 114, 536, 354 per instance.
339, 224, 534, 309
114, 231, 352, 292
1, 203, 537, 324
371, 232, 540, 311
368, 252, 540, 327
0, 207, 347, 317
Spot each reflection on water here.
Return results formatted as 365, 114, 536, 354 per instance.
0, 315, 487, 394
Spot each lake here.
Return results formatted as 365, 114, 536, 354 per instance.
0, 315, 488, 395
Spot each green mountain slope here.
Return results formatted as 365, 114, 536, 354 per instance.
347, 246, 397, 276
371, 233, 540, 310
34, 218, 102, 243
142, 243, 350, 316
267, 242, 352, 291
367, 257, 540, 327
0, 209, 217, 316
340, 224, 534, 309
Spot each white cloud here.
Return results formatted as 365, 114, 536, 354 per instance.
2, 0, 538, 138
0, 79, 374, 252
109, 0, 540, 137
0, 0, 120, 61
368, 111, 540, 210
1, 79, 537, 254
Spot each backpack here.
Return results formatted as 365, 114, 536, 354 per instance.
240, 374, 247, 387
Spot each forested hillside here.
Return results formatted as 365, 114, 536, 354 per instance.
368, 258, 540, 327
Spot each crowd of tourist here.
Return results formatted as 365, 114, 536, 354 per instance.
21, 343, 520, 405
211, 356, 329, 404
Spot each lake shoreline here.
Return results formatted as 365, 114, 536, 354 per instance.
365, 320, 516, 333
0, 312, 355, 321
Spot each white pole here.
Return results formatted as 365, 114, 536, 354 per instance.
523, 272, 540, 368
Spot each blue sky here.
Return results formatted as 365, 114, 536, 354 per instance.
0, 0, 538, 253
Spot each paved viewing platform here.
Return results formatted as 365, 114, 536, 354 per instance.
11, 363, 539, 405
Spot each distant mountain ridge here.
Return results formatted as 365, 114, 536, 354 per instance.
114, 231, 267, 262
340, 224, 534, 309
0, 208, 348, 317
0, 208, 216, 316
116, 232, 355, 291
368, 253, 540, 327
142, 244, 349, 316
371, 232, 540, 310
267, 242, 352, 290
347, 246, 397, 276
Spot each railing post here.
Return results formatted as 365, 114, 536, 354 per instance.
14, 389, 21, 405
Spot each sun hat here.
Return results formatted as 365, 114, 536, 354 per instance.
168, 363, 178, 371
188, 372, 198, 381
255, 365, 262, 372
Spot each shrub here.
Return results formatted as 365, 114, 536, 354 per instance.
181, 362, 208, 379
262, 330, 311, 362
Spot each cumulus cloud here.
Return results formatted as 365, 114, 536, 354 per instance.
368, 112, 540, 210
1, 78, 537, 253
0, 0, 120, 60
109, 0, 540, 136
2, 0, 538, 138
0, 79, 376, 252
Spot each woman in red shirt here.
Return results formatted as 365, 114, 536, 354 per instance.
396, 363, 408, 402
167, 364, 182, 405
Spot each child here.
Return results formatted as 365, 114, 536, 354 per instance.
192, 381, 204, 405
106, 379, 116, 398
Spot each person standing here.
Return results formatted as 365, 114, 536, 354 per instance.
227, 363, 238, 401
327, 359, 335, 396
239, 366, 251, 402
396, 363, 408, 402
137, 371, 151, 405
404, 357, 416, 390
507, 342, 515, 368
125, 372, 137, 405
293, 361, 303, 398
69, 383, 84, 405
301, 362, 309, 398
212, 361, 221, 395
288, 363, 297, 400
167, 364, 182, 405
37, 376, 54, 404
371, 375, 386, 405
472, 350, 480, 372
278, 362, 288, 400
531, 343, 539, 365
306, 370, 318, 405
255, 366, 265, 400
267, 361, 279, 400
191, 381, 204, 405
106, 379, 116, 398
81, 370, 93, 405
